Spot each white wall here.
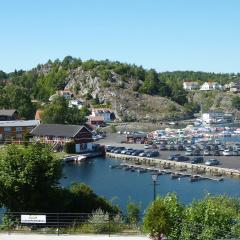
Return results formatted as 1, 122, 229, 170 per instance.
75, 143, 93, 153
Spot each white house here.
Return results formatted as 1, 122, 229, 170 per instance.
223, 82, 235, 90
229, 81, 240, 93
69, 99, 84, 109
200, 82, 222, 91
91, 108, 113, 122
183, 81, 200, 90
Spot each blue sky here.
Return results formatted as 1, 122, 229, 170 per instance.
0, 0, 239, 73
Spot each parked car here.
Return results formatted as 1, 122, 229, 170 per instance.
192, 149, 201, 156
185, 150, 193, 156
212, 150, 221, 156
113, 147, 125, 153
185, 146, 192, 151
106, 146, 114, 152
168, 154, 181, 160
139, 151, 150, 157
233, 150, 240, 156
132, 150, 144, 156
177, 145, 184, 151
191, 157, 204, 164
144, 144, 151, 149
125, 150, 135, 155
168, 145, 176, 151
174, 155, 189, 162
222, 149, 233, 156
146, 151, 160, 157
205, 159, 220, 166
159, 145, 167, 150
203, 149, 211, 156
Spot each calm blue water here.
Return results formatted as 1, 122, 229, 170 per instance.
60, 157, 240, 212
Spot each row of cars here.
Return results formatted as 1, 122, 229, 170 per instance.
106, 146, 160, 158
145, 142, 240, 156
168, 154, 220, 166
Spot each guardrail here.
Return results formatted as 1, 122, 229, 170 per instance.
0, 212, 142, 236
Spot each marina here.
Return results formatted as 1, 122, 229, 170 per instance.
110, 162, 224, 182
61, 156, 240, 212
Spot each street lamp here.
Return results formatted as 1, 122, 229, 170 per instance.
152, 174, 158, 201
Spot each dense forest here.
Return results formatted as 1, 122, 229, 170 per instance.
0, 56, 239, 121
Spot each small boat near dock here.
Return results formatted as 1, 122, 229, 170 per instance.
63, 155, 87, 163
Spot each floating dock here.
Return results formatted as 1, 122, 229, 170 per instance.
109, 162, 225, 182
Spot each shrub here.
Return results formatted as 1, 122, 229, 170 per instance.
126, 199, 141, 225
64, 141, 76, 154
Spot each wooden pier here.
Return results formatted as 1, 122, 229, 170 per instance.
106, 152, 240, 179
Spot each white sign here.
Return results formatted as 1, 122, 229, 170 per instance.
21, 215, 46, 224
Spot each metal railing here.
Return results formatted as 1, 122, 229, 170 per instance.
0, 212, 142, 236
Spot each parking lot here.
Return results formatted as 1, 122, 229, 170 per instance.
98, 133, 240, 170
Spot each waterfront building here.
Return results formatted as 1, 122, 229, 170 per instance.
0, 120, 40, 141
126, 132, 147, 144
31, 124, 93, 153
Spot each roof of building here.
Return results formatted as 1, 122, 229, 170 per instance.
31, 124, 91, 138
0, 109, 18, 116
88, 116, 104, 121
202, 82, 221, 86
0, 120, 40, 127
183, 81, 199, 85
92, 108, 111, 113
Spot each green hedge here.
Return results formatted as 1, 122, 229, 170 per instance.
64, 142, 76, 154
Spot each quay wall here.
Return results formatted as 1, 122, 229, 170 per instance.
106, 152, 240, 178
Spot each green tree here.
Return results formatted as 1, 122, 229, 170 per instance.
41, 96, 88, 125
140, 69, 159, 95
0, 144, 62, 211
0, 85, 35, 119
180, 195, 240, 240
126, 198, 141, 225
41, 96, 69, 124
143, 194, 183, 240
0, 144, 119, 214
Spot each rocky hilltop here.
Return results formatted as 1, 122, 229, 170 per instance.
63, 66, 186, 122
1, 56, 240, 122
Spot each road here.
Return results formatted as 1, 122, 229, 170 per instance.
97, 133, 240, 170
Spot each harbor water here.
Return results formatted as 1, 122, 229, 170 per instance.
61, 157, 240, 212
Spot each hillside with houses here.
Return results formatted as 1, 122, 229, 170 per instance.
0, 56, 240, 125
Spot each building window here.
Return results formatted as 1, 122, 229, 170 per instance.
4, 127, 12, 132
16, 127, 22, 132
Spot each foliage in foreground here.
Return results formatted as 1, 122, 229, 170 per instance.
0, 144, 118, 214
143, 193, 240, 240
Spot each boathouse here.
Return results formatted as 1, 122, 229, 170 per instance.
126, 132, 147, 144
31, 124, 93, 153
